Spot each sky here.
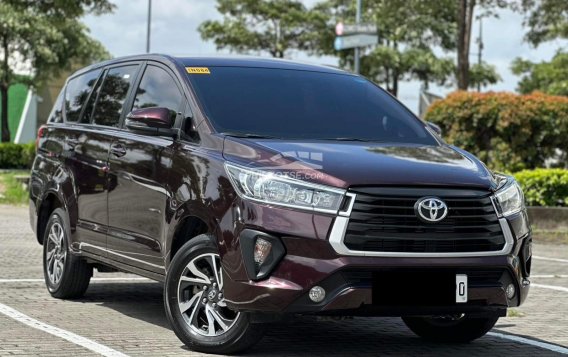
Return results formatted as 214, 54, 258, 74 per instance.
83, 0, 567, 114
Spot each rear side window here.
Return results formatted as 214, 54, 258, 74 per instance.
47, 89, 64, 123
132, 65, 183, 117
92, 65, 139, 127
64, 69, 101, 122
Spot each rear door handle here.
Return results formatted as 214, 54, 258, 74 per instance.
110, 144, 127, 157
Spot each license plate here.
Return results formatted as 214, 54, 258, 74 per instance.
456, 274, 468, 303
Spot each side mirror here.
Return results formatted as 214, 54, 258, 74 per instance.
427, 121, 442, 136
125, 107, 176, 136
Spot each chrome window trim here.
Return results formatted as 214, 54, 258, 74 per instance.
328, 192, 514, 258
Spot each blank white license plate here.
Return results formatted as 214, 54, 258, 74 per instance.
456, 274, 468, 303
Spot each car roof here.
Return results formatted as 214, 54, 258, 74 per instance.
69, 54, 350, 79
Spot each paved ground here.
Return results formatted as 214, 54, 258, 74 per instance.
0, 205, 567, 356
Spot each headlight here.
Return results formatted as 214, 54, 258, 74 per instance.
494, 177, 524, 217
225, 163, 346, 213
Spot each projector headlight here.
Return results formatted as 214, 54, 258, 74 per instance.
225, 163, 345, 213
494, 176, 525, 217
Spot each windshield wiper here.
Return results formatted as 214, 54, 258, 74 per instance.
221, 132, 279, 139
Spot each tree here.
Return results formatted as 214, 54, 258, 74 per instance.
312, 0, 458, 96
455, 0, 508, 90
456, 0, 475, 90
519, 0, 568, 47
468, 62, 501, 90
198, 0, 326, 58
0, 1, 114, 142
511, 51, 568, 96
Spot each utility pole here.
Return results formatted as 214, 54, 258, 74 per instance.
354, 0, 362, 74
477, 17, 483, 92
146, 0, 152, 53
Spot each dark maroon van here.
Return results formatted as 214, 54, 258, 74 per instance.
30, 55, 531, 354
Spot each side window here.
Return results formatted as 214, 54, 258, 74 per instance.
64, 69, 101, 122
47, 89, 64, 123
81, 69, 106, 124
92, 65, 139, 127
132, 65, 183, 120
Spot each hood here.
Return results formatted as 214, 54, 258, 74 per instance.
222, 137, 498, 191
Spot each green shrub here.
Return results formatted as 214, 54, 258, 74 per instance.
0, 143, 35, 169
514, 169, 568, 207
425, 91, 568, 172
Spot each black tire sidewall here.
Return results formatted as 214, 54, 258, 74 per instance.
42, 208, 72, 294
164, 234, 256, 353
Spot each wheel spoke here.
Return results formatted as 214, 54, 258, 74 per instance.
209, 255, 223, 289
207, 305, 230, 331
58, 226, 64, 245
179, 275, 209, 286
48, 232, 58, 245
46, 248, 55, 262
188, 295, 204, 328
187, 260, 211, 285
179, 291, 202, 314
205, 306, 217, 336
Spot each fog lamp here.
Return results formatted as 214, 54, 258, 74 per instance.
506, 283, 516, 299
309, 286, 326, 303
254, 237, 272, 267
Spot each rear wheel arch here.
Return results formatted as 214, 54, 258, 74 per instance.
37, 193, 63, 245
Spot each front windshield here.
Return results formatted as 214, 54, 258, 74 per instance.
187, 66, 437, 145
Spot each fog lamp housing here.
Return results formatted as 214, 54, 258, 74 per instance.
240, 230, 286, 281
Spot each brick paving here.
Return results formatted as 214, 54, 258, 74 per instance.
0, 205, 567, 356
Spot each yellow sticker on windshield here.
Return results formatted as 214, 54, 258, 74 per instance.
186, 67, 210, 74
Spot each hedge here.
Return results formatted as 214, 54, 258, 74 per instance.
514, 168, 568, 207
0, 143, 35, 169
425, 91, 568, 172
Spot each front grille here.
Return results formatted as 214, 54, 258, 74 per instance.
344, 187, 505, 253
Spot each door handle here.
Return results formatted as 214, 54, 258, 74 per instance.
110, 144, 127, 157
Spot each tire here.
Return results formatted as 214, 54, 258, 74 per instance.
42, 208, 92, 299
402, 314, 499, 343
164, 234, 264, 354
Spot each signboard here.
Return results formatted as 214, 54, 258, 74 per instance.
335, 22, 376, 36
334, 34, 378, 51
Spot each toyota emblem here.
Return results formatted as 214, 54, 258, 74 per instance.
415, 197, 448, 222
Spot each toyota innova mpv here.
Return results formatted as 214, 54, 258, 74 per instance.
30, 55, 532, 354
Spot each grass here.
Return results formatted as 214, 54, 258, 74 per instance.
0, 170, 29, 205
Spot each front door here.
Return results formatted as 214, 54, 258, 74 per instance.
106, 63, 184, 273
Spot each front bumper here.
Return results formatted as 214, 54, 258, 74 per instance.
221, 201, 531, 316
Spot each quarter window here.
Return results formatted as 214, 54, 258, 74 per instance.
47, 89, 64, 123
92, 65, 139, 127
132, 65, 182, 120
64, 69, 101, 122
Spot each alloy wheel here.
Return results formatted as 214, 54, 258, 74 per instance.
177, 253, 239, 337
45, 222, 67, 285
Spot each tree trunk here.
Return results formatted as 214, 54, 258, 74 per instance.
392, 70, 399, 97
1, 36, 10, 143
457, 0, 475, 90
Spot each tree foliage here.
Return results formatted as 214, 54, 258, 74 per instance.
469, 62, 501, 90
0, 0, 114, 142
511, 51, 568, 96
312, 0, 458, 96
519, 0, 568, 47
198, 0, 326, 58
